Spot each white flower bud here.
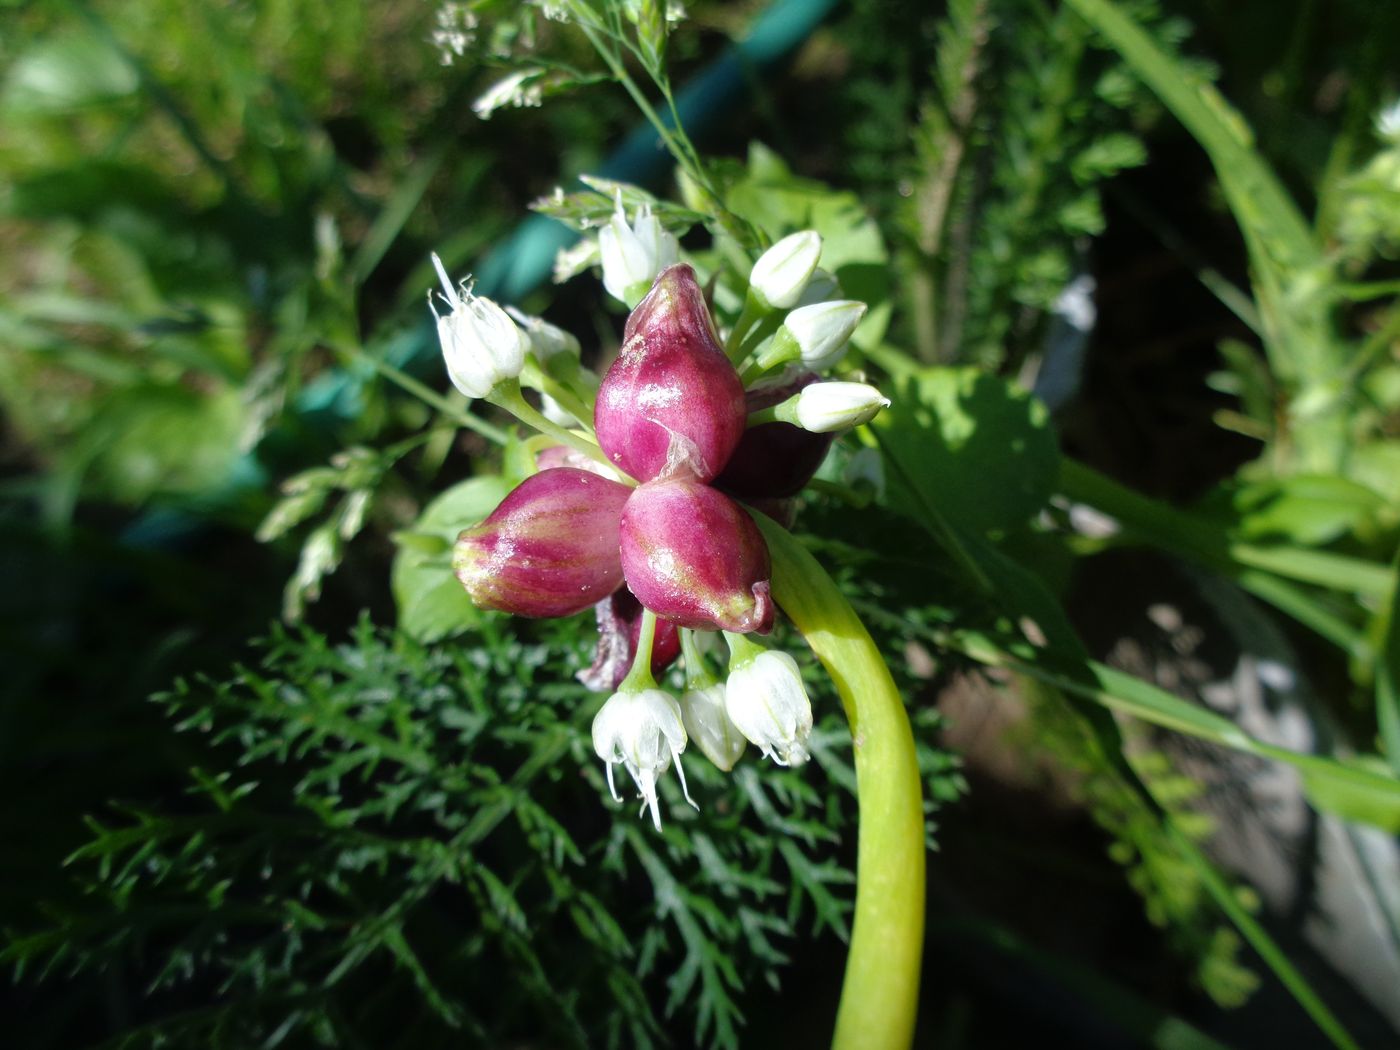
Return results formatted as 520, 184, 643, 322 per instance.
429, 253, 529, 399
791, 381, 890, 433
679, 683, 746, 772
598, 192, 679, 306
592, 688, 695, 829
725, 650, 813, 766
749, 230, 822, 309
783, 299, 867, 371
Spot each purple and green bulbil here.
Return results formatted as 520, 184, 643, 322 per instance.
454, 263, 793, 646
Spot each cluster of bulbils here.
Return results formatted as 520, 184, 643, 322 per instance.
429, 193, 889, 829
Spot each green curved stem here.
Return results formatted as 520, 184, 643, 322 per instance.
753, 514, 925, 1050
488, 381, 616, 471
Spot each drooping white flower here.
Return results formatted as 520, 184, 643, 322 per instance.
597, 192, 679, 306
472, 69, 546, 120
749, 230, 822, 309
783, 299, 867, 371
792, 381, 890, 433
429, 254, 530, 399
592, 688, 695, 829
725, 650, 813, 766
679, 682, 746, 771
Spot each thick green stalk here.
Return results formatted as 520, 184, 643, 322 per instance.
753, 515, 925, 1050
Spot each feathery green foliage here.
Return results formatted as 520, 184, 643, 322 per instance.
7, 616, 962, 1048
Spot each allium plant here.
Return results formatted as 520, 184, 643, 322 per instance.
430, 210, 923, 1049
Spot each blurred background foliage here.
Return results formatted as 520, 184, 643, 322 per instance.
3, 0, 1399, 1047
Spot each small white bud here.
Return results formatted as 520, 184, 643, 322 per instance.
792, 381, 890, 433
592, 688, 695, 829
597, 191, 680, 306
749, 230, 822, 309
679, 683, 746, 772
783, 300, 867, 371
725, 651, 813, 766
429, 254, 529, 399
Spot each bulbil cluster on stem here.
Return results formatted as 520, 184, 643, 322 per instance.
430, 211, 890, 827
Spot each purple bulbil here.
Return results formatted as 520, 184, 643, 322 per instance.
594, 264, 746, 484
619, 478, 774, 634
453, 467, 632, 618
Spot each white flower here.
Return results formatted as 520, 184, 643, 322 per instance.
783, 299, 867, 371
431, 2, 478, 65
429, 253, 529, 399
472, 69, 545, 120
592, 688, 695, 829
725, 651, 813, 766
679, 683, 746, 771
749, 230, 822, 309
792, 381, 890, 433
597, 191, 679, 306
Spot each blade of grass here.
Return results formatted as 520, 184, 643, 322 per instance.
951, 630, 1400, 832
1374, 551, 1400, 775
349, 146, 448, 287
1165, 821, 1361, 1050
1028, 668, 1364, 1050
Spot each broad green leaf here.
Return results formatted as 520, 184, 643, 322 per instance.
391, 476, 511, 643
875, 366, 1059, 537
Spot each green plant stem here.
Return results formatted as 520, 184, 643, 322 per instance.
334, 343, 509, 445
488, 381, 617, 471
621, 608, 660, 692
679, 628, 719, 689
1165, 821, 1362, 1050
521, 361, 596, 432
725, 295, 766, 362
753, 514, 925, 1050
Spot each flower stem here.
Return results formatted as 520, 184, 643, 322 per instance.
488, 381, 618, 472
521, 359, 597, 432
333, 341, 510, 445
620, 607, 660, 693
752, 513, 925, 1050
679, 628, 720, 689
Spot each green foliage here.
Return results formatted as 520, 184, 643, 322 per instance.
391, 475, 512, 643
836, 0, 1198, 368
874, 365, 1059, 537
8, 617, 963, 1048
1024, 684, 1260, 1008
